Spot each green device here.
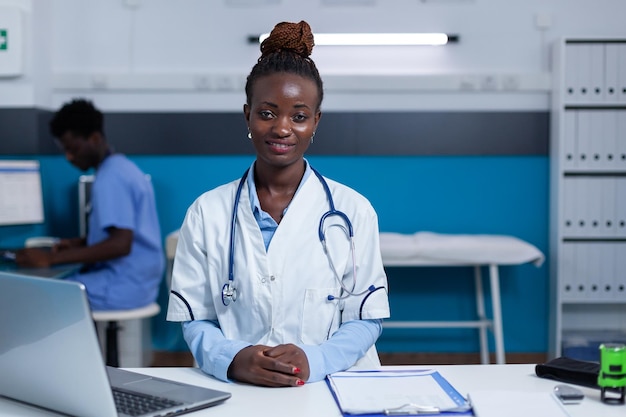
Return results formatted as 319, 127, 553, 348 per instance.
598, 343, 626, 404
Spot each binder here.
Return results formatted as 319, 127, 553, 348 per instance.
564, 43, 579, 103
574, 177, 590, 237
605, 43, 620, 103
588, 111, 604, 169
574, 243, 588, 300
586, 176, 602, 237
576, 110, 592, 170
562, 110, 577, 170
601, 242, 616, 301
561, 178, 576, 238
326, 369, 472, 416
616, 243, 626, 300
601, 177, 617, 237
576, 44, 593, 103
617, 177, 626, 237
559, 242, 576, 301
619, 44, 626, 103
602, 110, 618, 170
618, 111, 626, 170
586, 242, 602, 300
589, 43, 604, 103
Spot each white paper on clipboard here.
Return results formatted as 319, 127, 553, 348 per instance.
326, 369, 472, 416
468, 390, 571, 417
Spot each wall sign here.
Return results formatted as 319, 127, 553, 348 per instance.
0, 29, 7, 50
0, 8, 22, 77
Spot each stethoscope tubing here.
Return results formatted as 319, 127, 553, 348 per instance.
222, 166, 373, 306
228, 168, 249, 284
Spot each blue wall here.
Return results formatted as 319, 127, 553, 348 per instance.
0, 154, 549, 354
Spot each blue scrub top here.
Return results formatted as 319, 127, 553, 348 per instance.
67, 154, 164, 310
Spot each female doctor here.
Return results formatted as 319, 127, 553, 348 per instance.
166, 21, 390, 387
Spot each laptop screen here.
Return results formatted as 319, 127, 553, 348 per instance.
0, 271, 119, 416
0, 271, 231, 417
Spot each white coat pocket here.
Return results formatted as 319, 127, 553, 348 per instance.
300, 288, 341, 345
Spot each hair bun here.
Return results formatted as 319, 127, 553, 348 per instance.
260, 21, 314, 58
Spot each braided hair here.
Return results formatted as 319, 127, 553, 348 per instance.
245, 21, 324, 110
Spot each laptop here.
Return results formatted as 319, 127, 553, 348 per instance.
0, 271, 231, 417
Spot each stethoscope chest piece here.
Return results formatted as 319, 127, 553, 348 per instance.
222, 282, 237, 306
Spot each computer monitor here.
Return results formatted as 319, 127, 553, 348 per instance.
0, 160, 44, 226
78, 174, 93, 238
78, 174, 151, 237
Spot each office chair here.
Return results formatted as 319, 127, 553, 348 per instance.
92, 303, 160, 367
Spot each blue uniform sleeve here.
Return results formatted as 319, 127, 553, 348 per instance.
184, 319, 381, 384
92, 168, 136, 232
298, 319, 382, 382
182, 320, 250, 382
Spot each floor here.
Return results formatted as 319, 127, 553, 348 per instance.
150, 350, 548, 367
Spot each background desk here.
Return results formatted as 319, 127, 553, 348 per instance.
380, 232, 545, 365
0, 263, 80, 279
0, 365, 620, 416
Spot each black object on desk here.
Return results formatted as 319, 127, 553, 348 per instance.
535, 356, 600, 388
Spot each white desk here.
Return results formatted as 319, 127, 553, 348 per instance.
380, 232, 545, 365
0, 365, 621, 416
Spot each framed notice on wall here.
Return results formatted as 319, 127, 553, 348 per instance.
0, 160, 44, 225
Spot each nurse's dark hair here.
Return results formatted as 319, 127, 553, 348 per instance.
245, 20, 324, 110
49, 98, 105, 139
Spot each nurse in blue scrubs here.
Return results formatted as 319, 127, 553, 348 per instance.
16, 99, 165, 310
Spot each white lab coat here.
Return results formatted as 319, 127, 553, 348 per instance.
167, 171, 390, 367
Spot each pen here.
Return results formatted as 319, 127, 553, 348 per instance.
383, 404, 441, 415
383, 403, 472, 415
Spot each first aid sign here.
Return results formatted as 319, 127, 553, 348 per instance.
0, 9, 23, 76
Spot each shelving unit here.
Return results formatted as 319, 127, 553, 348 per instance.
549, 38, 626, 359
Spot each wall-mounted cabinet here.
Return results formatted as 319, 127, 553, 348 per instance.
550, 38, 626, 360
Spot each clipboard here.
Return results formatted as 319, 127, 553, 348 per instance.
326, 369, 473, 416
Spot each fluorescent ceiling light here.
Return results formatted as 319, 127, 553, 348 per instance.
250, 33, 458, 46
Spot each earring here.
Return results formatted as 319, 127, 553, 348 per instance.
247, 131, 252, 140
310, 131, 316, 144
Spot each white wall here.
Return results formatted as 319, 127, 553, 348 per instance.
1, 0, 625, 111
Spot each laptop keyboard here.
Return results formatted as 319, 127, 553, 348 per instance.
113, 387, 184, 416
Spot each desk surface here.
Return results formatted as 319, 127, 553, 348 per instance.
0, 364, 622, 416
0, 263, 80, 279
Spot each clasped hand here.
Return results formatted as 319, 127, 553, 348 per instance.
228, 343, 310, 387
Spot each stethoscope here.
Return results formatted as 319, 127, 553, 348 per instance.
222, 166, 381, 309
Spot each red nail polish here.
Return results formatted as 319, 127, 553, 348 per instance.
296, 379, 305, 386
293, 367, 301, 374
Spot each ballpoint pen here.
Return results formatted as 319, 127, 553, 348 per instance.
383, 403, 472, 415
